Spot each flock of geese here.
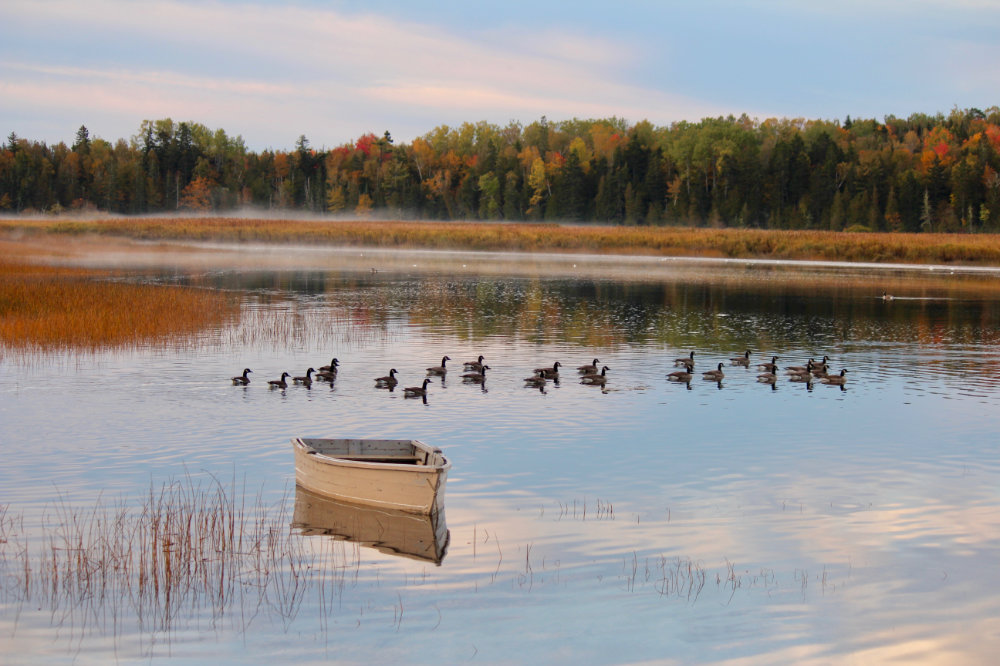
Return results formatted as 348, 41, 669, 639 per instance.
230, 351, 848, 396
665, 351, 848, 386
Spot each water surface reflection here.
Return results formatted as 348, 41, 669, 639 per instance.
3, 251, 1000, 664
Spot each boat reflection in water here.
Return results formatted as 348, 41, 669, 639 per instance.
292, 485, 450, 565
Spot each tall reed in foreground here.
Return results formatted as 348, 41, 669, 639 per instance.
0, 478, 363, 638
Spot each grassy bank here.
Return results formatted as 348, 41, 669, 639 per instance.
0, 243, 239, 352
4, 218, 1000, 266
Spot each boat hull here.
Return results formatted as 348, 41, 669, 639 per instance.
292, 437, 449, 515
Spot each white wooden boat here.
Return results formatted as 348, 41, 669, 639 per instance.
292, 485, 449, 564
291, 437, 450, 515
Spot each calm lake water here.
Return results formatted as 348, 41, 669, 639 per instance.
3, 244, 1000, 664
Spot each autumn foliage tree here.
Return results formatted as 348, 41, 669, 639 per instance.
4, 108, 1000, 232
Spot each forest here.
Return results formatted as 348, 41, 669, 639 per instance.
2, 107, 1000, 233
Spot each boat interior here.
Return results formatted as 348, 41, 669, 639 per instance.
299, 438, 437, 465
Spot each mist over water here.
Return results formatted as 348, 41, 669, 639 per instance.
3, 246, 1000, 664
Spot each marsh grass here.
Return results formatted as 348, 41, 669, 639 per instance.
0, 478, 364, 641
0, 484, 846, 659
0, 255, 239, 355
7, 217, 1000, 266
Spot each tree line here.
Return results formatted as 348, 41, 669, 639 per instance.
3, 108, 1000, 232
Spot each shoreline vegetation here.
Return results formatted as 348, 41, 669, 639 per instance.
2, 109, 1000, 234
0, 242, 239, 353
5, 217, 1000, 266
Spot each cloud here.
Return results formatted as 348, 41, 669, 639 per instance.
1, 0, 727, 148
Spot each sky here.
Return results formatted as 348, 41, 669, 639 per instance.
2, 0, 999, 151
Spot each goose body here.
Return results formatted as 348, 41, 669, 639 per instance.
810, 364, 830, 379
580, 366, 609, 386
756, 371, 777, 383
293, 368, 316, 384
524, 370, 547, 387
788, 372, 813, 383
667, 369, 692, 382
535, 361, 561, 378
703, 363, 725, 380
318, 358, 340, 374
757, 356, 779, 372
463, 355, 486, 371
426, 356, 451, 376
821, 369, 849, 385
730, 350, 752, 366
268, 372, 291, 389
374, 368, 398, 387
882, 291, 894, 301
674, 351, 695, 368
785, 359, 815, 374
231, 368, 252, 385
404, 378, 432, 397
461, 366, 489, 382
577, 358, 600, 374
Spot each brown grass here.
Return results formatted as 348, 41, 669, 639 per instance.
0, 479, 362, 638
0, 251, 239, 352
5, 217, 1000, 266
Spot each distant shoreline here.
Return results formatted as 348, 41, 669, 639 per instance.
4, 217, 1000, 268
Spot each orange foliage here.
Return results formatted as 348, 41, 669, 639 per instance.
273, 153, 290, 179
986, 125, 1000, 152
179, 176, 214, 211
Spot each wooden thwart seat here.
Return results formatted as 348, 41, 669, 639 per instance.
339, 454, 424, 464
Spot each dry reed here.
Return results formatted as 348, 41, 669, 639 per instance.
6, 218, 1000, 266
0, 257, 239, 353
0, 478, 362, 639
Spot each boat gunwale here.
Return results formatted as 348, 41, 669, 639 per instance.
292, 437, 451, 473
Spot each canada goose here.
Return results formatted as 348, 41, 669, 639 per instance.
882, 291, 894, 301
524, 370, 547, 387
785, 359, 815, 374
463, 355, 486, 371
702, 363, 725, 380
667, 369, 693, 382
674, 351, 695, 368
756, 371, 777, 383
318, 358, 340, 373
268, 372, 291, 389
580, 366, 610, 385
535, 361, 561, 378
788, 371, 813, 383
231, 368, 252, 385
810, 363, 830, 379
374, 368, 398, 386
461, 366, 489, 382
524, 372, 548, 393
293, 368, 316, 384
730, 350, 752, 366
426, 356, 451, 376
757, 356, 779, 373
821, 369, 849, 385
404, 378, 431, 397
315, 369, 337, 381
577, 358, 600, 374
